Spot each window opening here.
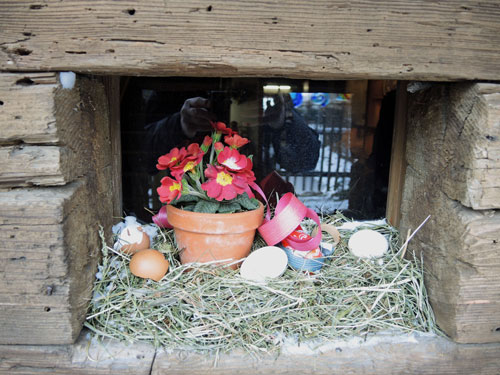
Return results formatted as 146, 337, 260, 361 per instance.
120, 78, 396, 222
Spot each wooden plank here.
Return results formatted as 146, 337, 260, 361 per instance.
0, 1, 499, 80
0, 72, 88, 187
0, 332, 155, 375
0, 180, 113, 345
155, 331, 500, 374
0, 73, 116, 188
401, 167, 500, 343
0, 75, 115, 344
1, 330, 499, 375
386, 81, 408, 227
103, 76, 123, 220
0, 73, 59, 144
0, 181, 88, 344
0, 145, 66, 185
404, 83, 500, 210
400, 83, 500, 343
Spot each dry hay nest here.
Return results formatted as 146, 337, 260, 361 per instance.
85, 213, 440, 356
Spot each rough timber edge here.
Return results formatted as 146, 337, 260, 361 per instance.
1, 329, 499, 374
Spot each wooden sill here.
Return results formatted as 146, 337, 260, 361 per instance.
1, 329, 500, 374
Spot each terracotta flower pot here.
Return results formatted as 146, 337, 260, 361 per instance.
166, 203, 264, 269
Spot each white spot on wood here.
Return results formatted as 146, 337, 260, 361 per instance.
59, 72, 76, 89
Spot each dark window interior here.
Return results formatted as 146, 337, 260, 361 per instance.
120, 78, 396, 223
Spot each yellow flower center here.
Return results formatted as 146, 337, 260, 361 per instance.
171, 156, 177, 163
170, 182, 181, 192
183, 161, 196, 172
216, 171, 233, 186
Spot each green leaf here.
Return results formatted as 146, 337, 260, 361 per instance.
217, 202, 242, 213
173, 194, 199, 204
194, 199, 220, 213
181, 203, 196, 211
235, 193, 260, 210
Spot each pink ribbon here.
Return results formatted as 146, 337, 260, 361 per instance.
152, 205, 173, 229
153, 183, 321, 252
257, 192, 322, 252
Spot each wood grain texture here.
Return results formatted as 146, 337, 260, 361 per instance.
400, 83, 500, 343
0, 1, 499, 79
402, 168, 500, 343
154, 334, 500, 375
386, 81, 407, 226
0, 181, 113, 345
0, 332, 155, 375
0, 72, 86, 187
0, 73, 59, 144
103, 76, 123, 220
1, 330, 500, 375
0, 73, 115, 189
405, 83, 500, 210
0, 76, 115, 344
0, 181, 90, 344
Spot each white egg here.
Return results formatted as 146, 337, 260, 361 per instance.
348, 229, 388, 258
240, 246, 288, 282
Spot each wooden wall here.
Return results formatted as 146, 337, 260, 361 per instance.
0, 73, 116, 344
0, 0, 499, 355
400, 83, 500, 343
0, 0, 499, 80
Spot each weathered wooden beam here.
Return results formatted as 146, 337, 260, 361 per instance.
0, 73, 114, 188
402, 168, 500, 343
1, 330, 500, 375
0, 1, 499, 80
103, 76, 123, 220
404, 83, 500, 211
0, 180, 105, 344
0, 73, 115, 344
386, 81, 408, 226
0, 332, 155, 374
401, 82, 500, 344
0, 73, 60, 144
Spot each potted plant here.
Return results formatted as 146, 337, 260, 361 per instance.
155, 121, 264, 268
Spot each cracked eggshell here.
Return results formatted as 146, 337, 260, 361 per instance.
129, 249, 169, 282
117, 225, 150, 255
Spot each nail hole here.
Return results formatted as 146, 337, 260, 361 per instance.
44, 307, 51, 312
16, 77, 34, 86
14, 48, 32, 56
495, 327, 500, 332
0, 100, 3, 105
29, 4, 46, 10
127, 8, 136, 15
206, 5, 213, 11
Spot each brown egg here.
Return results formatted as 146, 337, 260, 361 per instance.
118, 225, 150, 255
129, 249, 169, 281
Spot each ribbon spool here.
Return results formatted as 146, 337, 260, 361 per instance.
258, 192, 321, 252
